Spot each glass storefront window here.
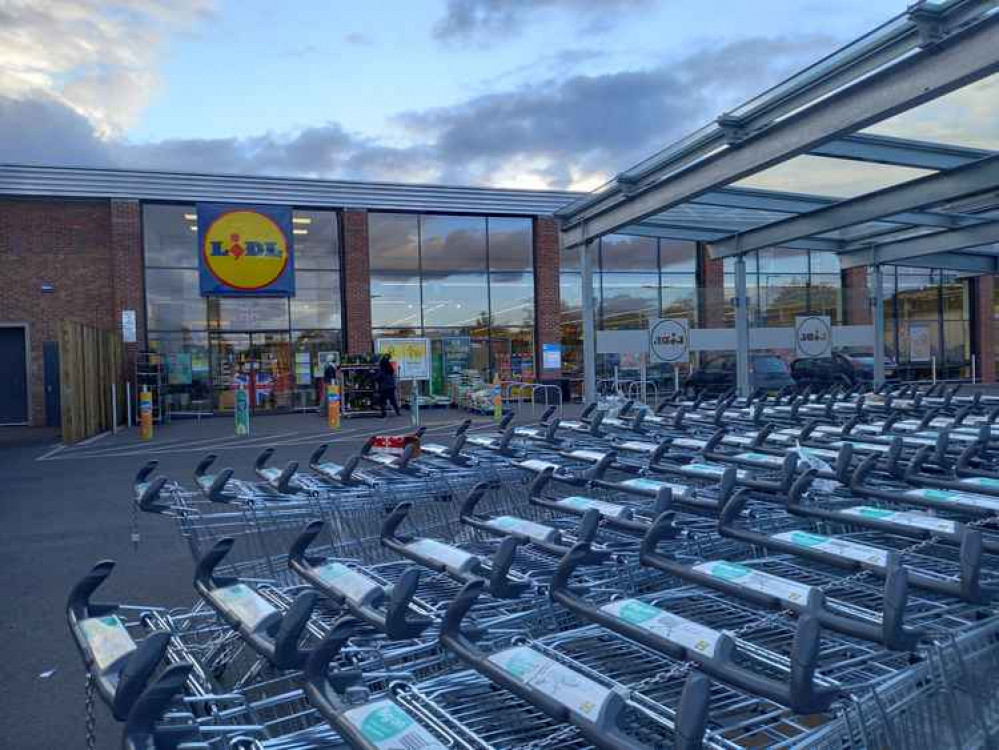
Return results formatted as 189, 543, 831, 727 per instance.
421, 215, 487, 272
659, 239, 696, 274
600, 235, 657, 271
422, 274, 489, 327
146, 269, 206, 331
600, 273, 660, 329
490, 328, 535, 381
562, 245, 581, 272
759, 274, 808, 326
293, 210, 339, 270
369, 213, 419, 271
144, 204, 199, 268
809, 274, 842, 324
489, 273, 535, 327
488, 217, 532, 271
291, 270, 340, 329
210, 297, 291, 331
370, 274, 422, 329
148, 332, 211, 413
661, 274, 696, 319
758, 247, 808, 275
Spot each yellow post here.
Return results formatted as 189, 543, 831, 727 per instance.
327, 382, 341, 430
139, 388, 153, 440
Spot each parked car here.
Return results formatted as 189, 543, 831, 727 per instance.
685, 353, 794, 393
791, 353, 897, 388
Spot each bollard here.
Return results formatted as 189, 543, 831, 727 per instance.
327, 382, 341, 430
492, 374, 502, 424
234, 385, 250, 436
139, 388, 153, 440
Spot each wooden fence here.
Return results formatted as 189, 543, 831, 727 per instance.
59, 321, 125, 444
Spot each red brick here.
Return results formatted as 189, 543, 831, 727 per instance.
533, 216, 561, 377
697, 243, 726, 328
342, 209, 372, 354
972, 275, 995, 384
842, 266, 871, 325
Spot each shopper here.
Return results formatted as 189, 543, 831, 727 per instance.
375, 353, 401, 417
321, 358, 338, 414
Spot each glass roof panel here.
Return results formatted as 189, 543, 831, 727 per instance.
862, 73, 999, 150
734, 155, 932, 198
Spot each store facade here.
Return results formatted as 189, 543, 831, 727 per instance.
0, 164, 993, 426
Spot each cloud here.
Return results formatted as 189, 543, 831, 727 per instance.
0, 33, 847, 192
433, 0, 650, 43
0, 0, 212, 135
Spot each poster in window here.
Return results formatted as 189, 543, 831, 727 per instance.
909, 323, 932, 362
167, 353, 193, 385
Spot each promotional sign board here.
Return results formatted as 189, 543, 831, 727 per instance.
649, 318, 690, 364
198, 203, 295, 296
909, 323, 933, 362
794, 315, 833, 359
121, 309, 137, 343
376, 338, 431, 380
542, 342, 562, 370
139, 389, 153, 440
167, 353, 193, 385
443, 337, 471, 375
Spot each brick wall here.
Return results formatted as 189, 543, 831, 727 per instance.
697, 243, 726, 327
973, 275, 995, 384
110, 200, 145, 384
533, 216, 561, 378
0, 198, 114, 425
342, 209, 373, 354
842, 266, 872, 325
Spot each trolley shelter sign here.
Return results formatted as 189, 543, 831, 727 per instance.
376, 338, 431, 380
198, 203, 295, 296
649, 318, 690, 364
794, 315, 833, 359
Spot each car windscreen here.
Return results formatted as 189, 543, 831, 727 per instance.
753, 357, 789, 373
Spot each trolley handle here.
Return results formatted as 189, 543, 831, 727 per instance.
121, 664, 203, 750
194, 538, 317, 670
67, 560, 171, 721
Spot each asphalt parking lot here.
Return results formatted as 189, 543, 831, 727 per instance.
0, 408, 503, 749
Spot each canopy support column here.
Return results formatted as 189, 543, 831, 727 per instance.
871, 265, 886, 388
734, 254, 750, 398
581, 239, 598, 405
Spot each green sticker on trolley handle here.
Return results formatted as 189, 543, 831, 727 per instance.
488, 515, 556, 543
343, 699, 446, 749
773, 531, 889, 566
962, 476, 999, 490
843, 506, 956, 534
905, 487, 999, 511
694, 560, 813, 605
558, 495, 626, 518
79, 615, 137, 672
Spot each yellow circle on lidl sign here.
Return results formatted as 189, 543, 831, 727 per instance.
203, 210, 289, 291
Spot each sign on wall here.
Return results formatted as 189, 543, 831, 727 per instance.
542, 342, 562, 370
649, 318, 690, 364
121, 309, 137, 343
198, 203, 295, 296
376, 338, 431, 380
794, 315, 833, 359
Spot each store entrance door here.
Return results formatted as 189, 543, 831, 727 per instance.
210, 331, 293, 413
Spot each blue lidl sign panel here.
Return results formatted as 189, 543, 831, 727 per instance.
198, 203, 295, 296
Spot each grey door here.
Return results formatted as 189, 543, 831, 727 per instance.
0, 327, 28, 424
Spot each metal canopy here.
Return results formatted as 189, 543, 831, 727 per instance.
557, 0, 999, 277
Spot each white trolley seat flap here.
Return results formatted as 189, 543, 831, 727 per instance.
213, 583, 281, 631
489, 646, 616, 723
601, 599, 721, 658
313, 562, 382, 605
79, 615, 137, 673
342, 698, 447, 750
694, 560, 814, 605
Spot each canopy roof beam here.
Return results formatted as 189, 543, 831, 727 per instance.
840, 221, 999, 268
809, 132, 993, 170
560, 9, 999, 249
709, 154, 999, 259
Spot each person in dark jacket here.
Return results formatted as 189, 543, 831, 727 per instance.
375, 354, 401, 417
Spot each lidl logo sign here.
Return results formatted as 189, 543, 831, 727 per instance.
198, 204, 295, 296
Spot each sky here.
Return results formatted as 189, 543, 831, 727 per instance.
0, 0, 995, 194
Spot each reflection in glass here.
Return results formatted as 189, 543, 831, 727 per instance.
293, 210, 338, 270
758, 248, 808, 275
369, 213, 419, 271
143, 204, 198, 268
212, 297, 291, 331
146, 269, 206, 330
489, 273, 535, 326
421, 215, 487, 272
149, 332, 211, 412
422, 274, 489, 327
759, 274, 808, 326
661, 275, 696, 319
600, 235, 657, 271
659, 239, 696, 274
488, 217, 532, 271
371, 273, 422, 328
291, 271, 340, 329
600, 273, 660, 329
